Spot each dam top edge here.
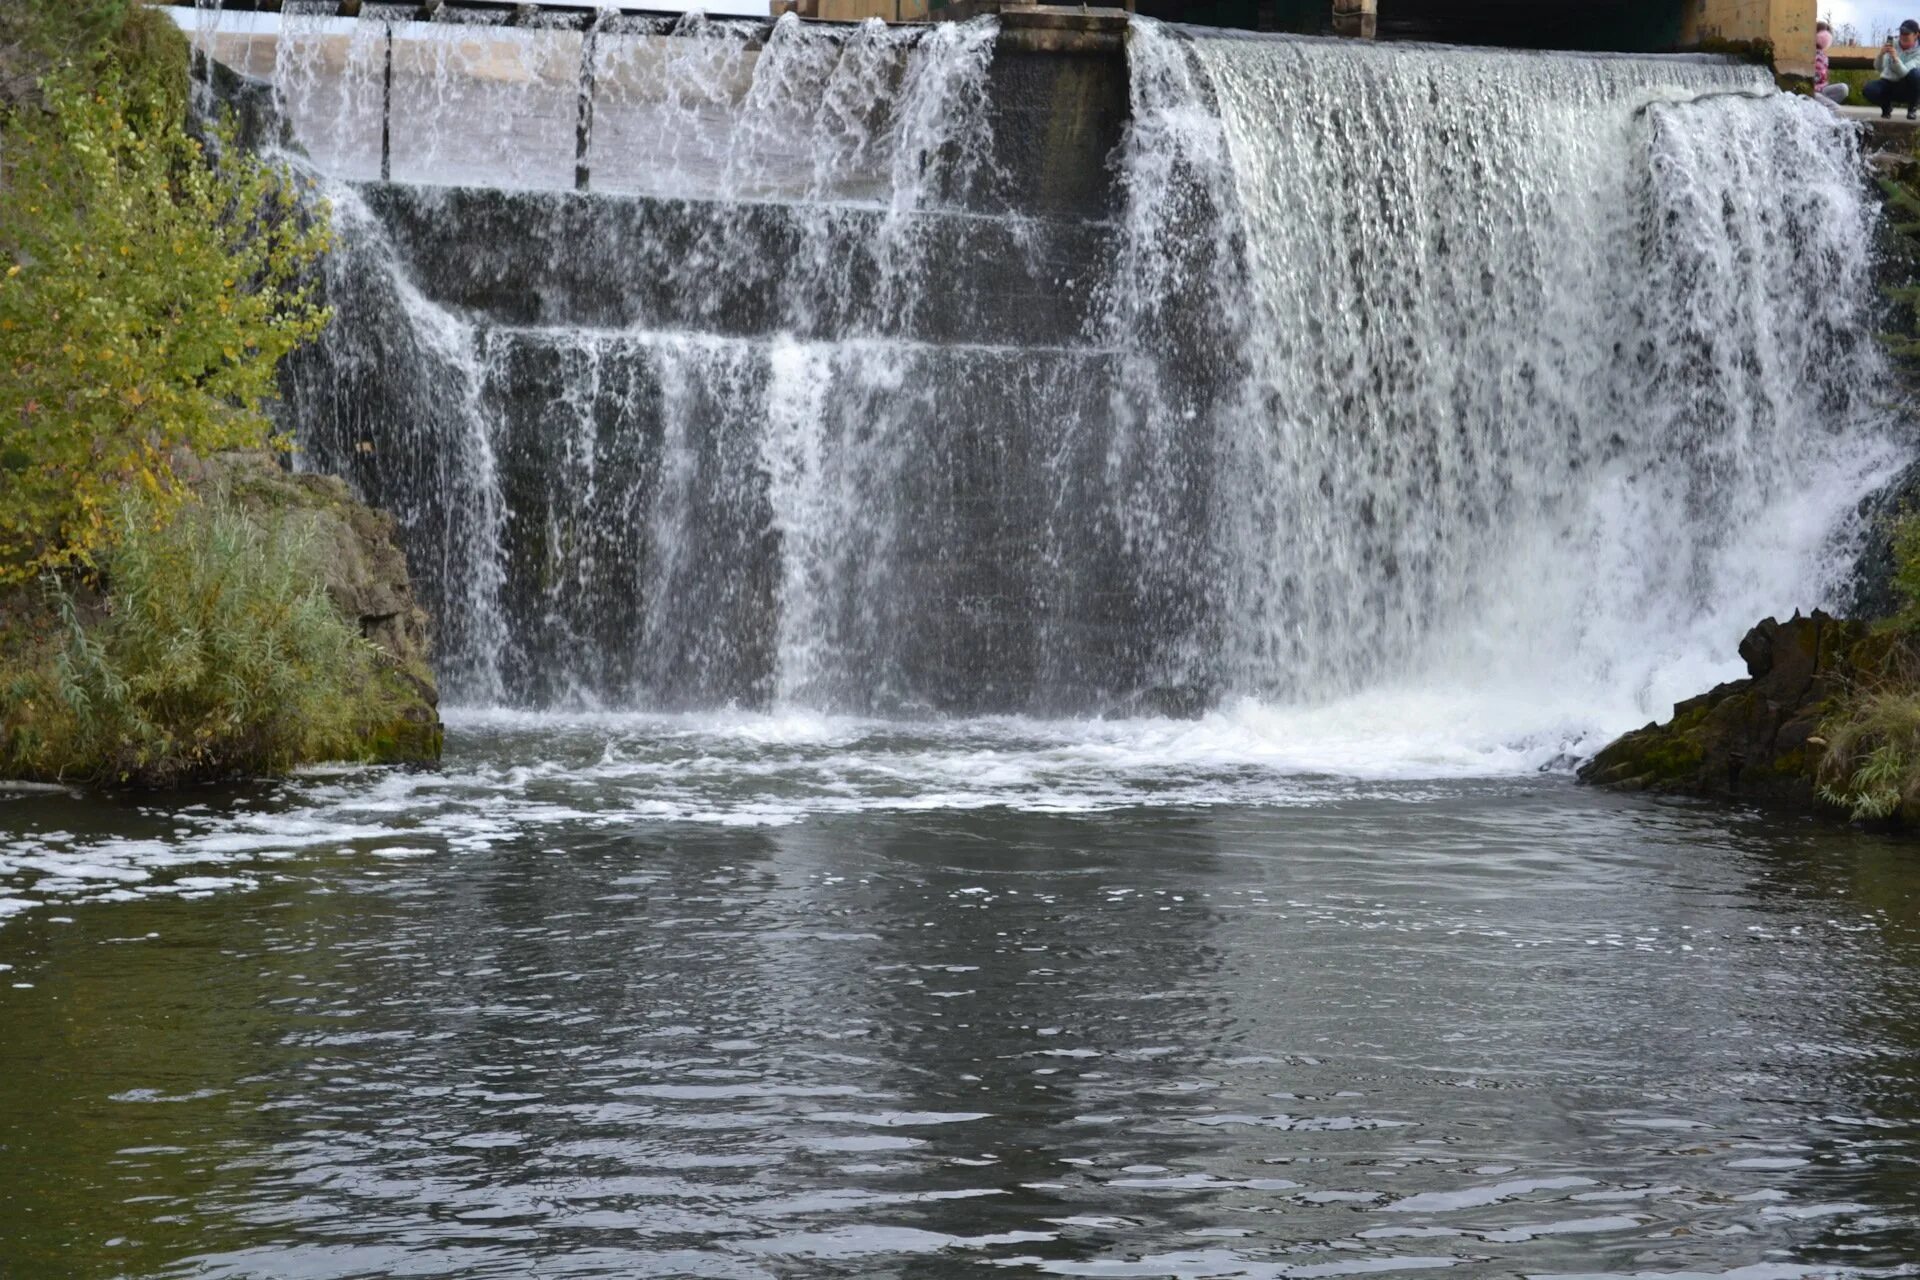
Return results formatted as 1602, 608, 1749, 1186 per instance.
1165, 22, 1773, 70
164, 4, 965, 40
167, 4, 1768, 71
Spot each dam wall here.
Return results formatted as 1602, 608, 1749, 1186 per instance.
168, 5, 1128, 207
174, 5, 1901, 726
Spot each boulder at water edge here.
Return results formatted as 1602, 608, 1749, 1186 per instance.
1578, 611, 1891, 811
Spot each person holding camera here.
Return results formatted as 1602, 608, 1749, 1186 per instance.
1864, 19, 1920, 119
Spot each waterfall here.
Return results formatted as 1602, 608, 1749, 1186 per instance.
251, 10, 1901, 753
1146, 27, 1900, 730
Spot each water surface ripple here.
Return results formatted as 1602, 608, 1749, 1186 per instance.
4, 721, 1920, 1277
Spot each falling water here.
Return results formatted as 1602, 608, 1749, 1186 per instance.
1194, 34, 1893, 710
223, 9, 1904, 757
1129, 27, 1903, 741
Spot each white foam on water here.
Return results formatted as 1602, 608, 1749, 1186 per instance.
2, 638, 1851, 931
0, 696, 1556, 930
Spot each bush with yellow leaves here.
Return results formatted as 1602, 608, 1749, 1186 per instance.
0, 8, 331, 584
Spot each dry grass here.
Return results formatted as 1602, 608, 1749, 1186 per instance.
1820, 687, 1920, 819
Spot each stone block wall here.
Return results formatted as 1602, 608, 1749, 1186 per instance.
1681, 0, 1814, 74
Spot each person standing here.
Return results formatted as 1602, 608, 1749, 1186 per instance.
1864, 19, 1920, 120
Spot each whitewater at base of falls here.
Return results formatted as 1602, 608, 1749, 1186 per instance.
0, 703, 1644, 929
259, 12, 1909, 775
0, 667, 1722, 928
0, 679, 1729, 930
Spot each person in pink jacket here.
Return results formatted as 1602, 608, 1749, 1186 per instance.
1815, 21, 1850, 104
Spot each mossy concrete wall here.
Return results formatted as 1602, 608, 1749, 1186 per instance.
1681, 0, 1814, 74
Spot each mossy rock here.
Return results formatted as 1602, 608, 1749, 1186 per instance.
1, 450, 444, 783
183, 450, 443, 767
1579, 611, 1877, 812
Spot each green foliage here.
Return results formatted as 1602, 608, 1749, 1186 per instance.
0, 16, 331, 585
1, 2, 187, 119
1829, 67, 1878, 103
0, 1, 132, 109
1819, 690, 1920, 820
2, 495, 409, 787
1820, 513, 1920, 820
1889, 512, 1920, 634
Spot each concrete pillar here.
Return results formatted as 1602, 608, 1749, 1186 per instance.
1770, 0, 1815, 77
574, 13, 598, 192
1332, 0, 1376, 40
1680, 0, 1815, 75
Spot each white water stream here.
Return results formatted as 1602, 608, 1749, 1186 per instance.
1114, 22, 1904, 760
187, 10, 1911, 772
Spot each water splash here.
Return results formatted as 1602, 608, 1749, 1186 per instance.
285, 188, 509, 703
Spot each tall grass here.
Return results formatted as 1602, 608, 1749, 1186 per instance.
1820, 517, 1920, 821
1820, 689, 1920, 820
3, 496, 406, 786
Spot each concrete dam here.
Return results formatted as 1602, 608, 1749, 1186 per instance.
178, 4, 1899, 753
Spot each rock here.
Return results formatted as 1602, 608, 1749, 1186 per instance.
1737, 616, 1776, 678
1578, 610, 1880, 810
181, 449, 442, 763
1841, 457, 1920, 621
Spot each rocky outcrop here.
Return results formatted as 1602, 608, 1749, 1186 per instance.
184, 449, 442, 762
1578, 610, 1895, 809
1845, 458, 1920, 622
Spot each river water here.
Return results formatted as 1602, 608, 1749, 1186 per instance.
14, 13, 1919, 1278
5, 716, 1920, 1278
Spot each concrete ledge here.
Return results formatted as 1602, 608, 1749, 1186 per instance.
1835, 103, 1920, 153
996, 5, 1130, 55
152, 0, 1135, 27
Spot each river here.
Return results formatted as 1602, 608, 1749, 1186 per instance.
4, 715, 1920, 1277
11, 10, 1919, 1276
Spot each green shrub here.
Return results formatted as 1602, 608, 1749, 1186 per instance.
1889, 515, 1920, 634
2, 496, 409, 787
0, 14, 330, 584
1820, 512, 1920, 820
0, 1, 138, 111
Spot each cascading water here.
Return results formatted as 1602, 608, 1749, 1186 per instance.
1117, 25, 1904, 749
281, 11, 1118, 713
238, 9, 1903, 761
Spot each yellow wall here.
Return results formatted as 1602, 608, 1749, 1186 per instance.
811, 0, 934, 19
1682, 0, 1814, 74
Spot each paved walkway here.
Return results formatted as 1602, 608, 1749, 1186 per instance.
1824, 104, 1920, 154
1836, 104, 1920, 129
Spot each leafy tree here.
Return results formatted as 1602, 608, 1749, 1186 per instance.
0, 12, 331, 584
0, 1, 138, 110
